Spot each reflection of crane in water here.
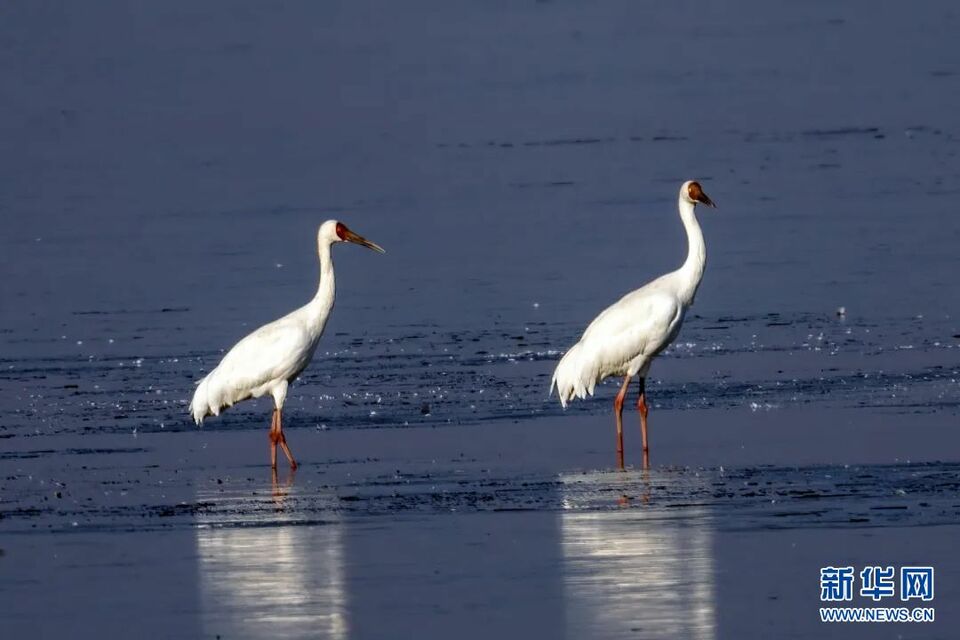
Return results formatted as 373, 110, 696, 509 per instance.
195, 473, 348, 639
559, 471, 716, 639
551, 182, 716, 469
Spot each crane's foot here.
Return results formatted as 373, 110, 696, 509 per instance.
269, 429, 297, 470
268, 408, 297, 469
278, 432, 297, 470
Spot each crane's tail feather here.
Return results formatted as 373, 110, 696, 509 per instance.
189, 374, 209, 425
189, 365, 253, 425
550, 342, 596, 409
189, 369, 223, 426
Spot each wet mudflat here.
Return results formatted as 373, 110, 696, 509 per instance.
2, 1, 960, 638
2, 411, 959, 639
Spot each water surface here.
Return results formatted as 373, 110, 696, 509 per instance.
1, 1, 959, 638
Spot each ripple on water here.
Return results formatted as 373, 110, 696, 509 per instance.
1, 312, 957, 439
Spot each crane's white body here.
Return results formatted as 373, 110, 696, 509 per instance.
190, 221, 342, 424
551, 184, 708, 407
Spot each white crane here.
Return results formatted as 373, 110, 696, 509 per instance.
551, 181, 715, 469
189, 220, 385, 469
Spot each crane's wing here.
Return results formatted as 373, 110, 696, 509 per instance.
581, 289, 683, 367
192, 315, 315, 421
218, 318, 313, 386
552, 289, 682, 405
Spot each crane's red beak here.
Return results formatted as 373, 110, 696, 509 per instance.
698, 193, 716, 208
341, 227, 385, 253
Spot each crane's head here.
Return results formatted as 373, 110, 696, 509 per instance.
319, 220, 386, 253
680, 181, 716, 208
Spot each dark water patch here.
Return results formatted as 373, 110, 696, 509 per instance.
152, 501, 217, 518
651, 135, 689, 142
72, 307, 191, 316
439, 136, 617, 150
801, 127, 881, 138
509, 180, 575, 189
4, 460, 957, 535
64, 447, 150, 456
0, 449, 57, 460
522, 136, 614, 147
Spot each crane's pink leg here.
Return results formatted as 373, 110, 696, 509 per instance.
613, 375, 631, 470
270, 408, 297, 470
637, 377, 650, 469
269, 409, 279, 469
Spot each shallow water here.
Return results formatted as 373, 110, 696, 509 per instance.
2, 1, 959, 638
2, 2, 959, 440
3, 433, 958, 639
4, 309, 958, 444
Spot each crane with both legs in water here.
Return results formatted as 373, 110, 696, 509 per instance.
551, 181, 716, 469
189, 220, 385, 470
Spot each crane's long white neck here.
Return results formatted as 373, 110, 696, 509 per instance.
676, 197, 706, 306
306, 239, 336, 336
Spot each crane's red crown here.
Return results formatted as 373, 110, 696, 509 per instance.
687, 182, 715, 208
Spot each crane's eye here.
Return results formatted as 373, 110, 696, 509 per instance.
687, 182, 702, 200
335, 222, 348, 240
